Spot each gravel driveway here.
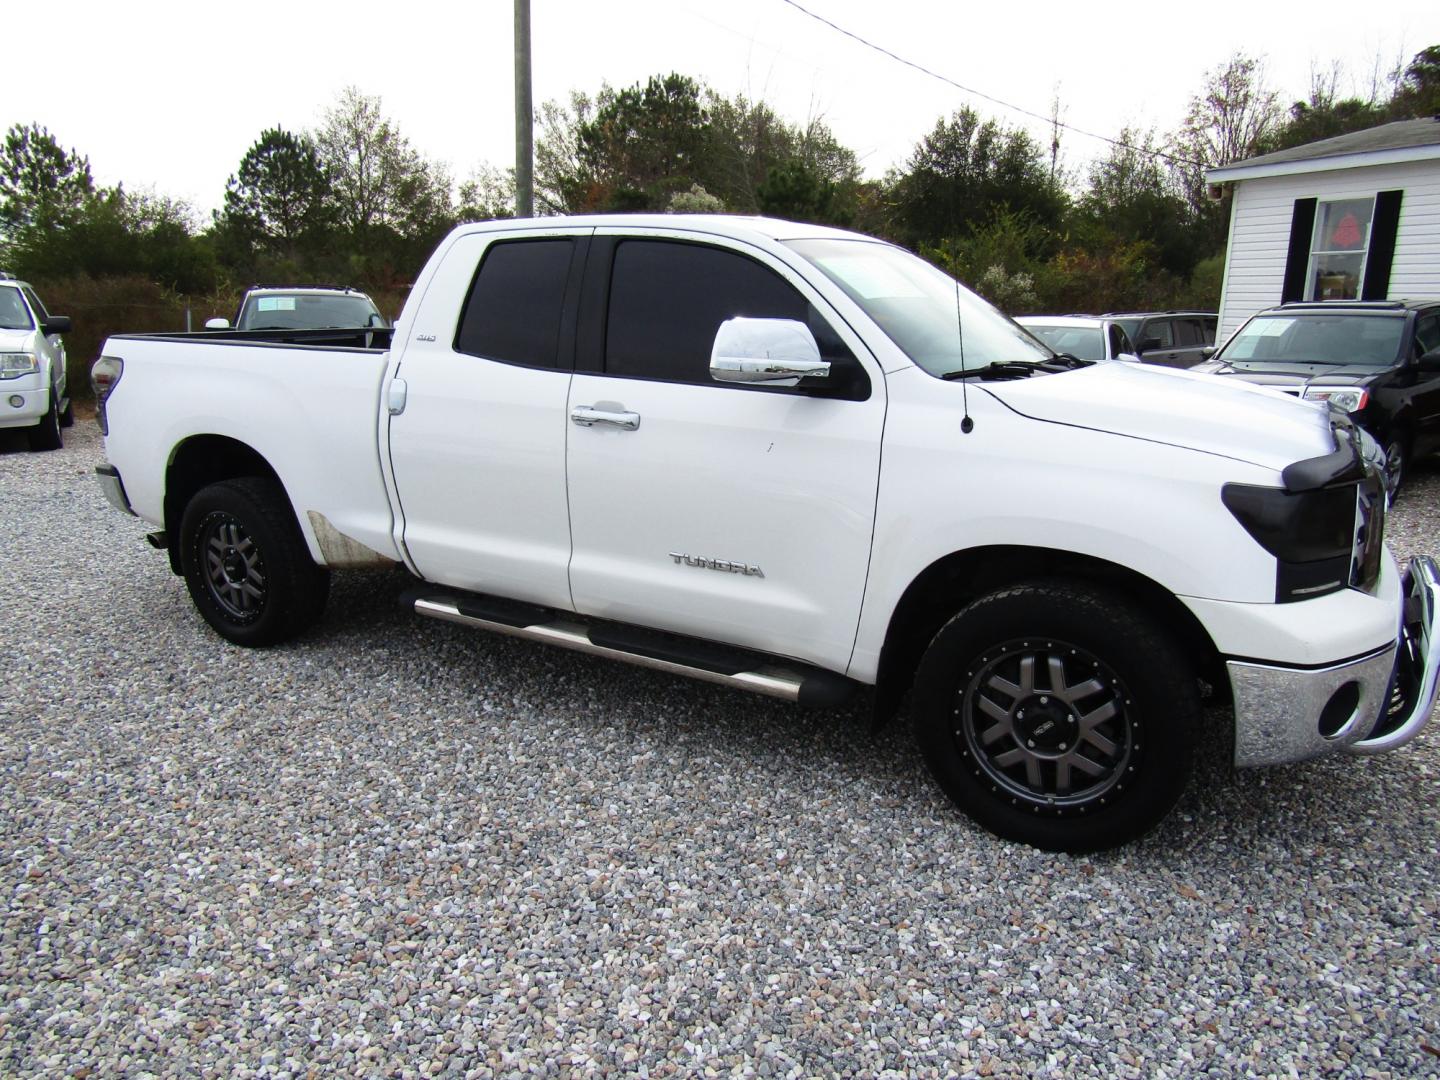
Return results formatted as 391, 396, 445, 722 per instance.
3, 422, 1438, 1078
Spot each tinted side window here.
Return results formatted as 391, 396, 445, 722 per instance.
22, 287, 49, 322
1108, 325, 1130, 356
1176, 318, 1205, 346
1203, 317, 1218, 343
1142, 319, 1174, 348
456, 239, 574, 369
1415, 313, 1440, 355
605, 240, 860, 391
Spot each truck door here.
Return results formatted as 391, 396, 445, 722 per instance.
564, 232, 886, 673
386, 229, 590, 607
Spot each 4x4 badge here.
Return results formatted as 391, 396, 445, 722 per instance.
669, 552, 764, 578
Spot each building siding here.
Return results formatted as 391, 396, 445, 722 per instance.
1216, 159, 1440, 340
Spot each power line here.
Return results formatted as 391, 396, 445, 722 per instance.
775, 0, 1203, 169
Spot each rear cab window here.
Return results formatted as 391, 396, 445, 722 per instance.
456, 238, 578, 370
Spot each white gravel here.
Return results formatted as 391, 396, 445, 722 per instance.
2, 421, 1438, 1078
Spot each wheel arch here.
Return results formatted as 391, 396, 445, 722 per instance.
163, 435, 287, 575
872, 544, 1224, 725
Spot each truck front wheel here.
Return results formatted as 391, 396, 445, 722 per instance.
913, 581, 1199, 853
179, 477, 329, 647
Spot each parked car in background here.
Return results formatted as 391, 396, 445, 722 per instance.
206, 285, 387, 331
1105, 311, 1218, 368
1014, 315, 1139, 363
0, 273, 72, 451
1192, 300, 1440, 503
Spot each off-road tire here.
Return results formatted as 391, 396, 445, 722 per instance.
913, 580, 1199, 853
179, 477, 330, 647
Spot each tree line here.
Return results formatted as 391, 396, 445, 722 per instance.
1, 47, 1435, 325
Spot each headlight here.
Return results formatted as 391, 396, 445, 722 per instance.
1302, 386, 1368, 413
1222, 482, 1371, 602
0, 352, 38, 379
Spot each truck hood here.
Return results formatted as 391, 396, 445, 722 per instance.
982, 360, 1333, 472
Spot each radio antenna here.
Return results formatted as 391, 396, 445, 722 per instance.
956, 280, 974, 433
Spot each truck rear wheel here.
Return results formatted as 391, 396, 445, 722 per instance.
179, 477, 329, 647
913, 581, 1198, 853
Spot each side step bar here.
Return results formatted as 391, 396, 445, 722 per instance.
404, 589, 858, 707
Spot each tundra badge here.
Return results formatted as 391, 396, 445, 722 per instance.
669, 552, 764, 578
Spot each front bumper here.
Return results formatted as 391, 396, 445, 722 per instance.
0, 383, 47, 428
1232, 556, 1439, 766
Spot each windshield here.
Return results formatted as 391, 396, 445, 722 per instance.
238, 293, 384, 330
0, 287, 34, 330
1217, 313, 1405, 368
1019, 324, 1106, 361
785, 239, 1053, 375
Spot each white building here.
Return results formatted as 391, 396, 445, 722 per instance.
1208, 116, 1440, 339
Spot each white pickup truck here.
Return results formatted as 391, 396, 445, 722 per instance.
91, 215, 1439, 852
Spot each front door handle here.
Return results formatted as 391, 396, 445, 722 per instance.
571, 405, 640, 431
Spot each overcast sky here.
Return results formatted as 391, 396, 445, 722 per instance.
8, 0, 1435, 220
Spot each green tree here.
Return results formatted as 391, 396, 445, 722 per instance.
220, 128, 330, 262
575, 73, 713, 210
534, 91, 598, 214
886, 107, 1066, 249
1170, 53, 1283, 250
0, 123, 94, 245
1077, 128, 1201, 278
315, 87, 452, 256
534, 76, 863, 224
456, 165, 516, 222
1390, 45, 1440, 118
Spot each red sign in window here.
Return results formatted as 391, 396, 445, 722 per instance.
1329, 212, 1363, 249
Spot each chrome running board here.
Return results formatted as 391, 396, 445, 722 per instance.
406, 591, 857, 706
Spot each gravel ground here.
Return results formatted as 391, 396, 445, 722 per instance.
2, 420, 1438, 1078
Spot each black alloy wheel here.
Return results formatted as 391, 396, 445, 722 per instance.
958, 638, 1136, 813
197, 512, 268, 623
179, 477, 329, 646
913, 581, 1199, 852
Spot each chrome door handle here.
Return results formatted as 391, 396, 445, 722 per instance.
571, 406, 640, 431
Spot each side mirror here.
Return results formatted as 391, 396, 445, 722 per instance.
1137, 337, 1163, 352
1200, 345, 1216, 359
205, 317, 230, 329
1116, 352, 1141, 363
710, 317, 830, 386
42, 315, 71, 335
368, 312, 386, 327
1416, 347, 1440, 372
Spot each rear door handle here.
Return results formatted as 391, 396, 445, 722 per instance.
571, 405, 640, 431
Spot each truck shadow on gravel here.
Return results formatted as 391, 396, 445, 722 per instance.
305, 565, 1433, 867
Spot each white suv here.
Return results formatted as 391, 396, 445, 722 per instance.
0, 275, 72, 451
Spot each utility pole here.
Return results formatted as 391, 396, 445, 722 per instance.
514, 0, 534, 218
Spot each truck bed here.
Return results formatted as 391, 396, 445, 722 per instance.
99, 331, 400, 567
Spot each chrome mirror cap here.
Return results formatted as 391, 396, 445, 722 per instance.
710, 317, 830, 386
204, 317, 230, 329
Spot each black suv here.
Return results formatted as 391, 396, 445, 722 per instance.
1104, 310, 1217, 368
1193, 300, 1440, 502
